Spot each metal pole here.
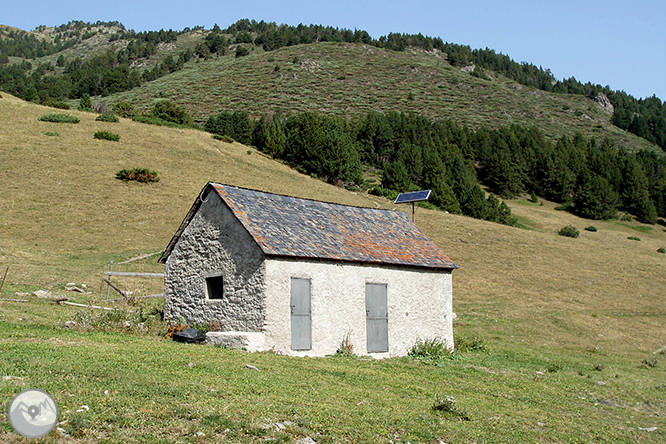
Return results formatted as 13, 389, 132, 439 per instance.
106, 261, 113, 300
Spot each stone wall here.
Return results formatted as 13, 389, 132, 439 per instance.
263, 257, 453, 357
164, 191, 266, 330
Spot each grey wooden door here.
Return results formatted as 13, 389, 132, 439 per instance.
366, 283, 388, 353
291, 278, 311, 350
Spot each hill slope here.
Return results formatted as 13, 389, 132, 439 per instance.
107, 40, 658, 151
0, 23, 659, 152
0, 94, 664, 442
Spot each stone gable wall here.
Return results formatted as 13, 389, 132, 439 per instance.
164, 192, 266, 331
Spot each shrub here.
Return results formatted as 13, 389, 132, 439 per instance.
39, 113, 80, 123
585, 226, 598, 232
112, 101, 135, 118
43, 98, 71, 109
558, 225, 580, 238
152, 100, 193, 126
409, 338, 451, 360
529, 191, 539, 203
94, 131, 120, 142
44, 132, 59, 137
96, 113, 119, 122
212, 134, 235, 143
554, 202, 574, 212
620, 213, 633, 221
235, 46, 250, 58
116, 168, 159, 183
627, 236, 641, 241
79, 94, 92, 110
657, 247, 666, 254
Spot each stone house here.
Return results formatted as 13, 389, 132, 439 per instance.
159, 183, 458, 357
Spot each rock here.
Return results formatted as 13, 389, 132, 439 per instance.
3, 375, 22, 381
14, 292, 29, 297
246, 364, 260, 371
296, 437, 316, 444
595, 381, 607, 386
32, 290, 52, 299
66, 284, 85, 293
64, 321, 77, 328
639, 427, 657, 432
594, 93, 614, 114
56, 427, 69, 437
206, 331, 266, 351
653, 345, 666, 355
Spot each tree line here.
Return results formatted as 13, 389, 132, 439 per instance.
203, 109, 665, 225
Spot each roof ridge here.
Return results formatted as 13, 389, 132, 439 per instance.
209, 182, 398, 214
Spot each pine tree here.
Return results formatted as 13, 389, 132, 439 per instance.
382, 160, 411, 192
573, 176, 619, 220
622, 158, 658, 224
265, 114, 286, 159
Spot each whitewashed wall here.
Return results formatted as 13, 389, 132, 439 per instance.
263, 257, 453, 357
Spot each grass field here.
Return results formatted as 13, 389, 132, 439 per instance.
0, 93, 665, 443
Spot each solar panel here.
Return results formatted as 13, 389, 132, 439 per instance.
394, 190, 431, 204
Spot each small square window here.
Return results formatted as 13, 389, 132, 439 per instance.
206, 275, 224, 300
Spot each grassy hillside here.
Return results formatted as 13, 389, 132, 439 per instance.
0, 94, 665, 442
102, 38, 657, 152
2, 24, 659, 152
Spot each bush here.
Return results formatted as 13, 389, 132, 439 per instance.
212, 134, 235, 143
116, 168, 159, 183
94, 131, 120, 142
409, 337, 451, 360
620, 213, 633, 221
627, 236, 641, 241
43, 98, 70, 109
39, 113, 80, 123
554, 202, 574, 212
79, 94, 92, 111
152, 100, 193, 126
585, 226, 598, 232
558, 225, 580, 238
235, 46, 250, 58
658, 247, 666, 254
112, 101, 136, 118
44, 132, 59, 137
96, 113, 119, 122
368, 186, 399, 201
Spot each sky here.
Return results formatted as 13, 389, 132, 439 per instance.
3, 0, 665, 100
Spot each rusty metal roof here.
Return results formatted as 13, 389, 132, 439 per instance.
160, 183, 457, 270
